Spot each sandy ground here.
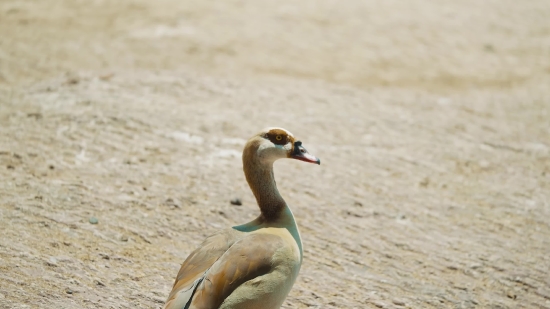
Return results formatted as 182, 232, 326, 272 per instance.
1, 0, 550, 308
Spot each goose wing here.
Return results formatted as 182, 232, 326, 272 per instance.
190, 233, 284, 309
164, 231, 234, 309
166, 233, 284, 309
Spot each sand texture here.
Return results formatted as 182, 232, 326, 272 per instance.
1, 0, 549, 308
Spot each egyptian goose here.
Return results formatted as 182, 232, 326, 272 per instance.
163, 127, 320, 309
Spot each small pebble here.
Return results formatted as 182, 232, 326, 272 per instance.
165, 198, 181, 208
27, 112, 43, 119
392, 299, 406, 306
66, 77, 79, 85
230, 198, 242, 206
372, 301, 387, 308
218, 210, 228, 218
419, 177, 430, 187
120, 235, 129, 242
66, 289, 73, 294
89, 217, 98, 224
46, 257, 58, 267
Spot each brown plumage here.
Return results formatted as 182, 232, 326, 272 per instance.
163, 127, 320, 309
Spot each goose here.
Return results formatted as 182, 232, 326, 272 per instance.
163, 127, 320, 309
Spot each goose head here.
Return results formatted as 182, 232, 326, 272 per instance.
243, 127, 320, 165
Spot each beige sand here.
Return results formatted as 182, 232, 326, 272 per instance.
1, 0, 549, 308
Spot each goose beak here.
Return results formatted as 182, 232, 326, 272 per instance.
291, 141, 320, 165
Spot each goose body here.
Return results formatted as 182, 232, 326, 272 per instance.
164, 128, 320, 309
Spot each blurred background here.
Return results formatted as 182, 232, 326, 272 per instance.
3, 0, 549, 89
1, 0, 549, 308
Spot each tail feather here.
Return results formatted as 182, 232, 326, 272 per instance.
163, 277, 204, 309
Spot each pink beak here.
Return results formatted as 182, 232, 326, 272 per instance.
290, 141, 320, 165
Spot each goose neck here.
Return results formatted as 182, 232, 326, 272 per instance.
244, 160, 287, 221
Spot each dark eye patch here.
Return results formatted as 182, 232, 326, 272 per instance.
265, 129, 289, 146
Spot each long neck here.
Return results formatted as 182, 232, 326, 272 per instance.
243, 157, 287, 221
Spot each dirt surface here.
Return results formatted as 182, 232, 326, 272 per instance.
1, 0, 550, 308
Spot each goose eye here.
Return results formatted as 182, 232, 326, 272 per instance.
276, 135, 283, 141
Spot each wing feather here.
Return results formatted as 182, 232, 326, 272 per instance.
163, 231, 234, 309
189, 233, 284, 309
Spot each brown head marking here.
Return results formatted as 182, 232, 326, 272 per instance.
264, 128, 291, 146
